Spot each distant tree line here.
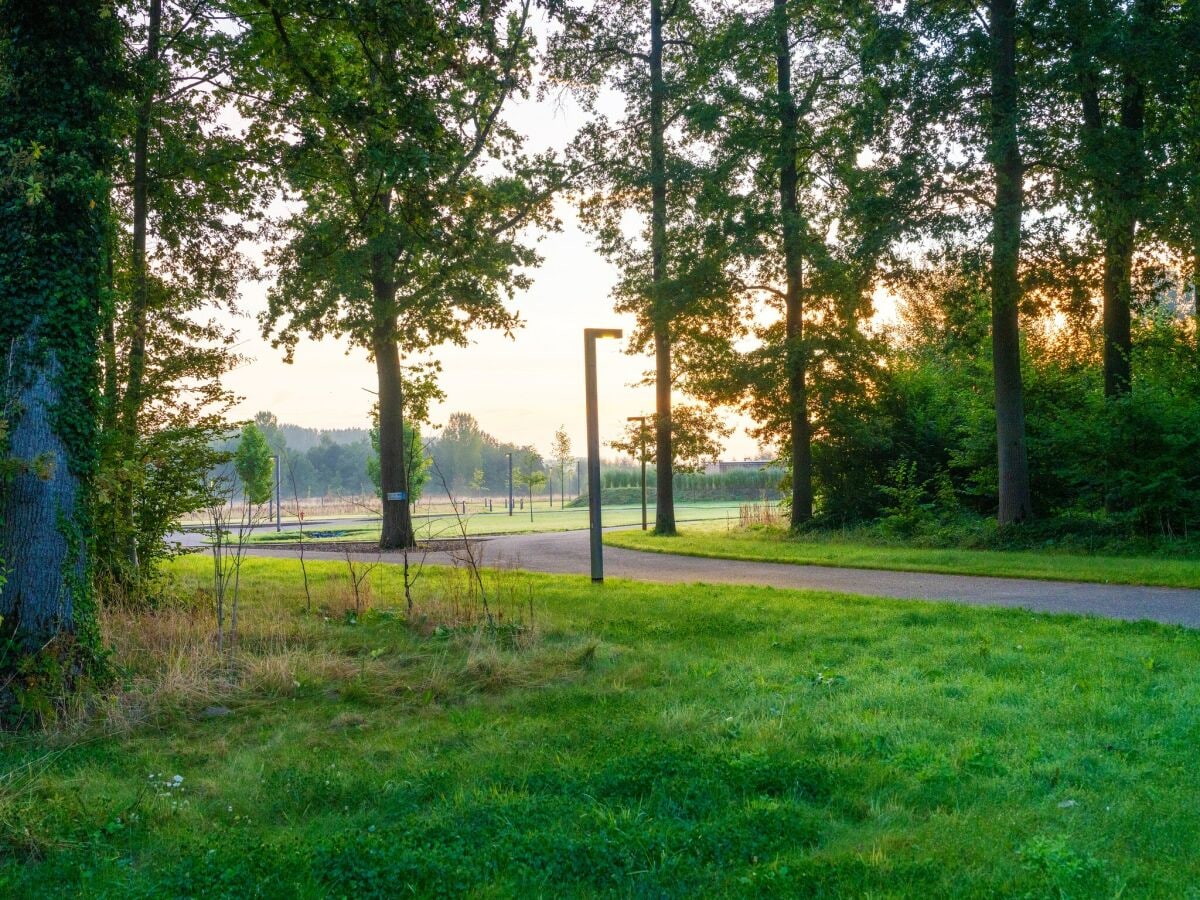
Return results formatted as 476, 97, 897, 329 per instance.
243, 413, 374, 499
243, 411, 557, 503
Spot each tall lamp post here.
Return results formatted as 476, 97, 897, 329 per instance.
273, 454, 282, 532
626, 416, 649, 531
506, 451, 513, 516
585, 327, 623, 583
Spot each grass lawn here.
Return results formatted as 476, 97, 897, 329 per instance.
4, 555, 1200, 896
248, 500, 750, 542
605, 525, 1200, 589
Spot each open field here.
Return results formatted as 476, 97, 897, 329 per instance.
3, 555, 1200, 895
605, 525, 1200, 589
246, 501, 756, 542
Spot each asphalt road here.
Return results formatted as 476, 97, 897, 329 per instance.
239, 527, 1200, 629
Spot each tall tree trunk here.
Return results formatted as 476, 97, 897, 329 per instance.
1076, 0, 1154, 397
774, 0, 812, 527
1100, 65, 1145, 399
374, 326, 415, 550
1101, 211, 1136, 397
0, 0, 115, 661
2, 346, 88, 649
116, 0, 163, 572
989, 0, 1033, 525
649, 0, 675, 535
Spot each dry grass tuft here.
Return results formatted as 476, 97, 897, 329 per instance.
48, 557, 584, 736
739, 501, 783, 528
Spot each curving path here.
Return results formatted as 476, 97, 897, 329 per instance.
239, 527, 1200, 629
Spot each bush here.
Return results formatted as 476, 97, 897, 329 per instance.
797, 314, 1200, 547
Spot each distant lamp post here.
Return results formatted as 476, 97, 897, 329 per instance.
627, 416, 649, 531
506, 451, 513, 516
273, 454, 282, 532
585, 327, 623, 583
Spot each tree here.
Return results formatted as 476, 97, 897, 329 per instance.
548, 0, 713, 535
551, 425, 573, 507
675, 0, 919, 529
0, 0, 121, 684
1042, 0, 1174, 397
609, 404, 730, 473
903, 0, 1043, 524
435, 412, 487, 494
514, 449, 547, 520
95, 0, 255, 592
986, 0, 1033, 523
238, 0, 559, 550
469, 467, 487, 497
234, 423, 274, 506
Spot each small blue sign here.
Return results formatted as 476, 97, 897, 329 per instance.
386, 491, 408, 501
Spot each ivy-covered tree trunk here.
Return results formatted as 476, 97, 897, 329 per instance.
775, 0, 813, 528
649, 0, 676, 536
0, 0, 117, 663
988, 0, 1033, 525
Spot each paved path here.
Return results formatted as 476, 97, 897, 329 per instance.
240, 528, 1200, 629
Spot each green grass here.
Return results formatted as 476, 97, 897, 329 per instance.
605, 525, 1200, 588
4, 555, 1200, 896
249, 500, 750, 542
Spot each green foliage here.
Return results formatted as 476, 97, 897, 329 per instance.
235, 1, 558, 499
234, 424, 274, 506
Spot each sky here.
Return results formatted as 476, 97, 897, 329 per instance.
218, 23, 772, 462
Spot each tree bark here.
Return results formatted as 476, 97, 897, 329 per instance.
649, 0, 675, 535
374, 332, 415, 550
774, 0, 812, 527
989, 0, 1033, 525
1101, 209, 1136, 397
1099, 62, 1144, 399
1, 348, 86, 649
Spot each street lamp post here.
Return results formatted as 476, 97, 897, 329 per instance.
506, 452, 513, 516
273, 454, 282, 532
627, 416, 649, 531
585, 327, 623, 583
